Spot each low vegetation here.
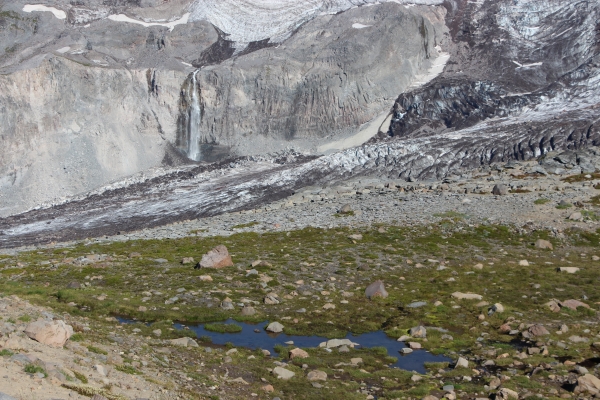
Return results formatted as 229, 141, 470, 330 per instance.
1, 221, 599, 399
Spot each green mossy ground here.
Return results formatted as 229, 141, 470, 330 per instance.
1, 221, 599, 399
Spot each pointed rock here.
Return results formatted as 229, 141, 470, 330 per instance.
365, 280, 388, 299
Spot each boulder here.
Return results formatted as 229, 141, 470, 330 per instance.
454, 357, 469, 368
170, 337, 199, 347
560, 299, 590, 310
451, 292, 483, 300
221, 298, 234, 310
558, 266, 580, 273
241, 306, 256, 316
569, 211, 583, 221
195, 245, 233, 269
307, 370, 327, 381
181, 257, 195, 264
488, 303, 505, 315
264, 294, 280, 305
492, 184, 508, 195
273, 366, 295, 379
489, 377, 502, 389
289, 348, 309, 359
407, 301, 427, 308
24, 320, 73, 348
262, 384, 274, 392
93, 364, 107, 376
576, 374, 600, 394
545, 300, 561, 312
339, 204, 353, 214
534, 239, 553, 250
325, 338, 353, 348
0, 393, 17, 400
348, 234, 363, 241
266, 322, 284, 333
410, 326, 427, 338
497, 388, 519, 399
528, 324, 550, 336
365, 281, 388, 299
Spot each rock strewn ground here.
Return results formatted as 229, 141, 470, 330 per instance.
78, 157, 600, 246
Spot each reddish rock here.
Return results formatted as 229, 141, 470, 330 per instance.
528, 324, 550, 337
196, 245, 233, 269
499, 323, 512, 333
289, 348, 309, 359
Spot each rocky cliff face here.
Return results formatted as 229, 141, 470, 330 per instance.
0, 0, 216, 216
0, 0, 450, 216
176, 3, 448, 159
0, 57, 187, 216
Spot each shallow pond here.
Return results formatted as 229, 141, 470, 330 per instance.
120, 318, 450, 374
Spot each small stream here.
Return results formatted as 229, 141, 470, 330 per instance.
119, 318, 450, 374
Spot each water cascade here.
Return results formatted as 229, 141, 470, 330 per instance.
187, 70, 202, 161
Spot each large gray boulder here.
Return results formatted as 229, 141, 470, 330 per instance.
492, 184, 508, 196
266, 322, 284, 333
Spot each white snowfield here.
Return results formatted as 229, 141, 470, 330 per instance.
22, 4, 66, 20
107, 13, 190, 32
189, 0, 444, 44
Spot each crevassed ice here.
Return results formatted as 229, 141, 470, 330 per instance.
188, 0, 443, 44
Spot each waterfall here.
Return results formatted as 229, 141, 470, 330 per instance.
187, 70, 202, 161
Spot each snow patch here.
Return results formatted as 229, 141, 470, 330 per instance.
318, 112, 391, 154
23, 4, 66, 20
408, 50, 450, 88
352, 23, 371, 29
107, 13, 190, 32
518, 62, 543, 69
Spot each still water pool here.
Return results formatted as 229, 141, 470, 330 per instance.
119, 318, 450, 374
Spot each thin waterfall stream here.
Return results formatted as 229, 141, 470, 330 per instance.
187, 70, 202, 161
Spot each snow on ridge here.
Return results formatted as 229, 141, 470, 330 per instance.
107, 13, 190, 32
188, 0, 443, 44
23, 4, 67, 20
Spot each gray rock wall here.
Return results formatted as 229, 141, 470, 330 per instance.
0, 56, 186, 216
176, 3, 448, 158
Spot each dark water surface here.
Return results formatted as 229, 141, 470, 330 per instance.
119, 318, 450, 374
